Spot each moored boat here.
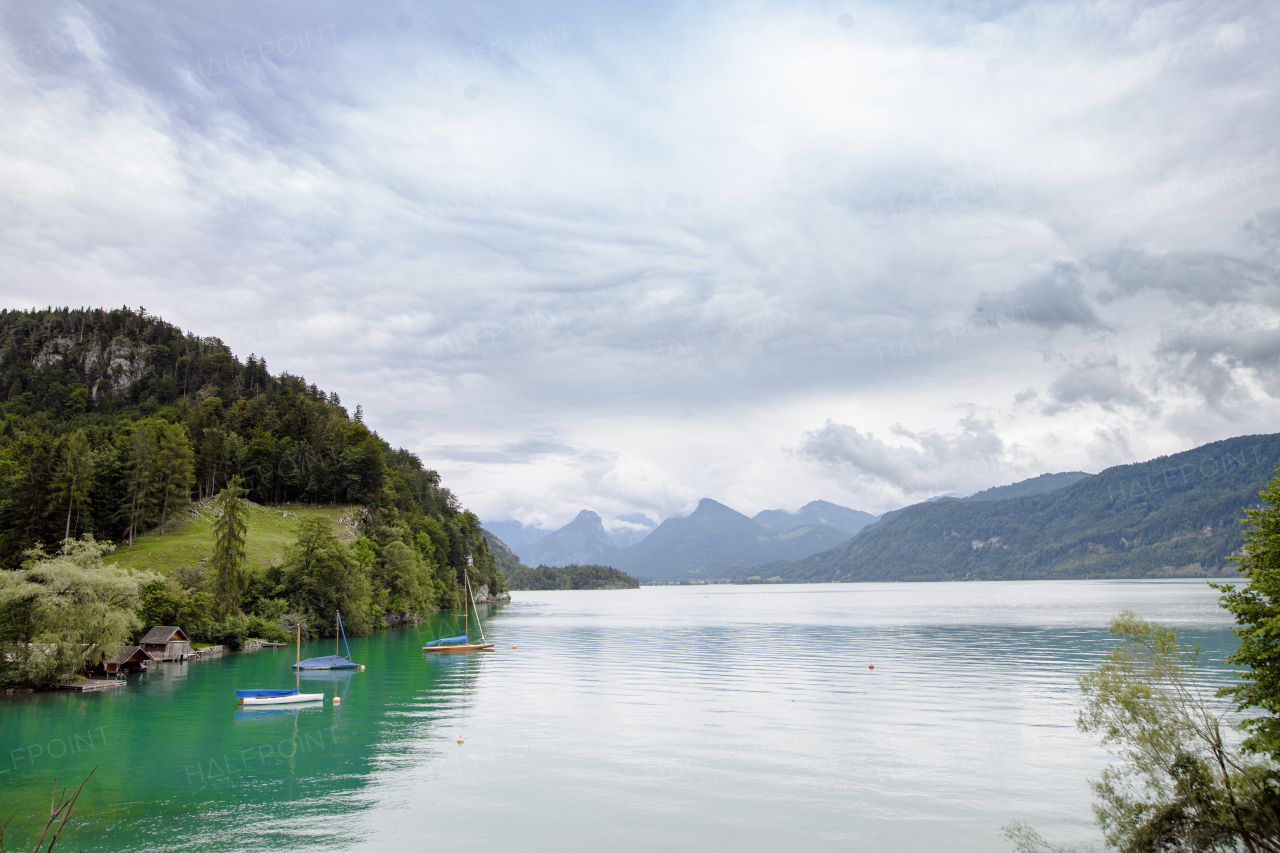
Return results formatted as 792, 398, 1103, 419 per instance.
423, 567, 496, 653
237, 689, 325, 706
294, 610, 364, 670
237, 623, 328, 706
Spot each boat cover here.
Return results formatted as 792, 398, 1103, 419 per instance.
423, 635, 469, 647
236, 689, 299, 698
293, 655, 359, 669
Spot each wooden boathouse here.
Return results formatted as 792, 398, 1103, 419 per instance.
86, 645, 153, 676
139, 626, 192, 662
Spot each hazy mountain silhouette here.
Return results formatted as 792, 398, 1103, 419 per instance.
609, 498, 852, 580
520, 510, 619, 568
753, 500, 878, 536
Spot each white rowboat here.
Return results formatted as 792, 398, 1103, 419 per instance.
239, 693, 324, 706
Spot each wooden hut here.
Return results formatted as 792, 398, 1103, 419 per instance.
86, 646, 153, 677
139, 626, 192, 662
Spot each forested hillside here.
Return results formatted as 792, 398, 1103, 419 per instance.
505, 563, 640, 590
960, 471, 1092, 502
744, 434, 1280, 582
0, 307, 504, 638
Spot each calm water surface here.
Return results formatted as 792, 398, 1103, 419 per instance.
0, 580, 1243, 851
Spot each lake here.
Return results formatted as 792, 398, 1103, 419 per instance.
0, 580, 1243, 851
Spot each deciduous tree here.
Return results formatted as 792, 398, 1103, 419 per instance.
1215, 468, 1280, 760
0, 536, 158, 687
1005, 612, 1280, 853
50, 429, 92, 547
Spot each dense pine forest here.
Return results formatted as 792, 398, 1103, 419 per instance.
0, 307, 504, 679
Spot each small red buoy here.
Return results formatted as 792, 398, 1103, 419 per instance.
512, 645, 517, 650
868, 664, 875, 670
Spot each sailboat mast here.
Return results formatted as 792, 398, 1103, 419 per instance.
466, 570, 488, 643
336, 610, 340, 656
464, 571, 469, 640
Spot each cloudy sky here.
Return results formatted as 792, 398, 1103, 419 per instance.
2, 0, 1277, 532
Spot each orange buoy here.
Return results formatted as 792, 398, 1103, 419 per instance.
456, 737, 464, 745
333, 696, 341, 705
512, 645, 517, 650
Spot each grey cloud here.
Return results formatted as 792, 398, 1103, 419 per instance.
1156, 324, 1280, 414
1042, 358, 1156, 416
1094, 247, 1275, 307
977, 259, 1107, 332
426, 436, 577, 464
1013, 388, 1038, 404
798, 415, 1006, 497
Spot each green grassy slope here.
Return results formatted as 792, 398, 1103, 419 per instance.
106, 505, 352, 576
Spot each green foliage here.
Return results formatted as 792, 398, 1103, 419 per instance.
1005, 612, 1280, 853
374, 540, 435, 615
505, 563, 639, 590
123, 422, 157, 544
273, 515, 373, 636
209, 476, 249, 618
0, 535, 159, 687
138, 576, 215, 639
155, 422, 194, 534
1215, 467, 1280, 761
761, 434, 1280, 583
49, 429, 92, 547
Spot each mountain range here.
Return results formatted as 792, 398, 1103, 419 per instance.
739, 434, 1280, 583
483, 470, 1108, 580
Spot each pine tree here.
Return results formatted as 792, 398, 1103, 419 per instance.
155, 424, 195, 536
124, 424, 157, 545
209, 475, 249, 618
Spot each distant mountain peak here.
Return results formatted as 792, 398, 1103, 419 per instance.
519, 508, 618, 568
753, 501, 877, 537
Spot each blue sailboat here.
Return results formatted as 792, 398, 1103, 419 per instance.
423, 568, 495, 653
295, 610, 364, 670
237, 623, 324, 706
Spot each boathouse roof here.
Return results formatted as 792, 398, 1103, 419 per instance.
109, 646, 153, 664
140, 626, 189, 644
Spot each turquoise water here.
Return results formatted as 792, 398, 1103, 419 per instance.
0, 581, 1242, 851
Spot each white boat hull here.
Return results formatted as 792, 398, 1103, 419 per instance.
240, 693, 325, 706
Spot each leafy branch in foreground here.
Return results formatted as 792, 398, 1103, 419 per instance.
1214, 471, 1280, 762
0, 764, 97, 853
1005, 611, 1280, 853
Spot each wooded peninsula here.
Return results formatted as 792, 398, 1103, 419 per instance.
0, 307, 507, 689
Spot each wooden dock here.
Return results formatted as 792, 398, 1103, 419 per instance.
59, 679, 126, 691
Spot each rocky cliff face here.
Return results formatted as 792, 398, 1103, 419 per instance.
28, 333, 154, 401
3, 308, 240, 412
